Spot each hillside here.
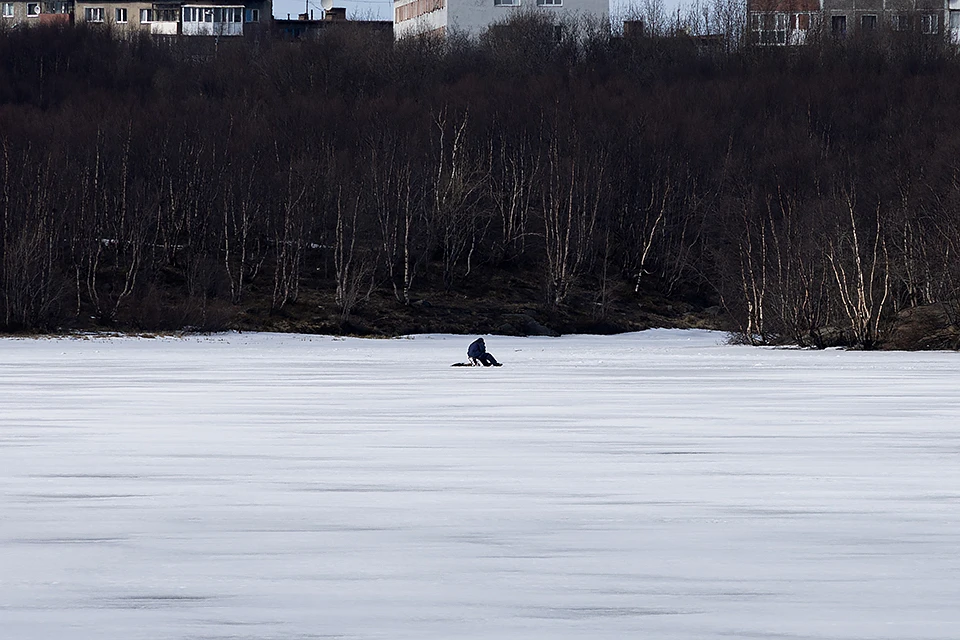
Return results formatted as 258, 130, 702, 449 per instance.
2, 23, 960, 348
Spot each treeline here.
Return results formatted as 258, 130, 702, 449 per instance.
2, 18, 960, 345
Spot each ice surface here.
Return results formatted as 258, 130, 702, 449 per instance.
2, 329, 959, 640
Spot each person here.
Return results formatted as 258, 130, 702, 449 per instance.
467, 337, 501, 367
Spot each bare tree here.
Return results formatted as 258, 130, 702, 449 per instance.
541, 132, 606, 307
430, 109, 488, 288
826, 192, 891, 347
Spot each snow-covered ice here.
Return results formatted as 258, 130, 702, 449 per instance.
1, 329, 959, 640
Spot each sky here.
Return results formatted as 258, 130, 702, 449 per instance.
268, 0, 668, 23
3, 329, 960, 639
273, 0, 392, 21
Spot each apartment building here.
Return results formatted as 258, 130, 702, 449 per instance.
1, 0, 270, 34
822, 0, 943, 37
748, 0, 947, 44
2, 0, 73, 24
393, 0, 608, 39
748, 0, 820, 45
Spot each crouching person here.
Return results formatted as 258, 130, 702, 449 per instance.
468, 337, 501, 367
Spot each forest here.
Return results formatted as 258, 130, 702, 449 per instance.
2, 17, 960, 348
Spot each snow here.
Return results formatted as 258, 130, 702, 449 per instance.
2, 329, 959, 639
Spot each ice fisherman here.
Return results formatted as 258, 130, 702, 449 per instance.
468, 337, 501, 367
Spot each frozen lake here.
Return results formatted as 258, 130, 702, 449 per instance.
1, 329, 959, 639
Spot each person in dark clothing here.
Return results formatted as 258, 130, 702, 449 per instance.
467, 337, 501, 366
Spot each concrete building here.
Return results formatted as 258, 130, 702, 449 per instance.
393, 0, 608, 39
2, 0, 74, 24
820, 0, 943, 38
748, 0, 820, 45
2, 0, 270, 34
747, 0, 948, 44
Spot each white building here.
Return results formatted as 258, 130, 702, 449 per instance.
393, 0, 608, 39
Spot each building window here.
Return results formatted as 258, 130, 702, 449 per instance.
751, 12, 787, 44
115, 7, 127, 22
1, 2, 13, 17
214, 7, 239, 22
494, 0, 519, 5
245, 7, 259, 21
921, 14, 937, 34
861, 14, 876, 30
831, 15, 846, 36
84, 6, 104, 21
892, 14, 908, 31
142, 7, 178, 21
27, 2, 40, 15
537, 0, 561, 5
204, 7, 241, 22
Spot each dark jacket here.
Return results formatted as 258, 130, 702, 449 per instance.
467, 338, 486, 359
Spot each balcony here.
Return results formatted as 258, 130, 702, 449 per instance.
182, 5, 244, 36
38, 12, 72, 24
150, 21, 178, 34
